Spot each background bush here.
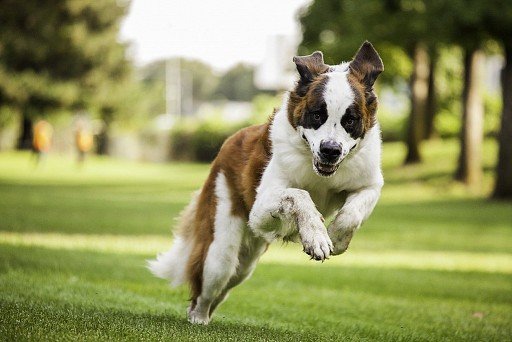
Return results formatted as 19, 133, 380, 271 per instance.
170, 117, 249, 162
170, 94, 279, 162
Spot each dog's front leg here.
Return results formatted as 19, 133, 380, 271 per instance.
249, 187, 333, 261
328, 184, 382, 255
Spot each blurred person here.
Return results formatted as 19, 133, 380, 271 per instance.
75, 119, 93, 165
32, 120, 53, 165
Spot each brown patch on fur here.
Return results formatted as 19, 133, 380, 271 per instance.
186, 163, 219, 302
287, 52, 330, 128
347, 41, 383, 134
347, 72, 378, 133
220, 121, 273, 217
287, 75, 329, 128
185, 115, 273, 302
293, 52, 329, 87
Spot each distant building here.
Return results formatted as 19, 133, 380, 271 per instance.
255, 35, 298, 91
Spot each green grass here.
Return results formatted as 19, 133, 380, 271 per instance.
0, 139, 511, 341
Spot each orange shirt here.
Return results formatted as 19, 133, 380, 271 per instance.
33, 121, 53, 152
76, 130, 93, 153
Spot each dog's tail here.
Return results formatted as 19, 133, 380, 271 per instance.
147, 191, 199, 287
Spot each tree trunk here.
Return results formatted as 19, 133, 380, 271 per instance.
96, 109, 114, 155
424, 53, 437, 139
493, 45, 512, 199
16, 112, 33, 150
404, 44, 429, 164
96, 124, 109, 155
455, 49, 484, 187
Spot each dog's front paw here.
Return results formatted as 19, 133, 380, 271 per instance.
299, 217, 333, 261
328, 228, 354, 255
328, 207, 362, 255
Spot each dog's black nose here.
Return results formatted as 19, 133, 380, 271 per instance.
319, 140, 342, 162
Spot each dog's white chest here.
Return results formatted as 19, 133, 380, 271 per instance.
290, 170, 349, 217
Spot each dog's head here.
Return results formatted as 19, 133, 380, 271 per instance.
287, 41, 383, 177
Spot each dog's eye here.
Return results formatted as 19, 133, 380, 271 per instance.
301, 105, 327, 130
346, 117, 355, 126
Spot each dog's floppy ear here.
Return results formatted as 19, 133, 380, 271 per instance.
349, 41, 384, 90
293, 51, 329, 95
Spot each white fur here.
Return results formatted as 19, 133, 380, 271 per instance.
147, 192, 199, 286
148, 236, 190, 286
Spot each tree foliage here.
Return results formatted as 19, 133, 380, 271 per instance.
299, 0, 416, 82
139, 58, 219, 113
214, 64, 260, 102
0, 0, 131, 148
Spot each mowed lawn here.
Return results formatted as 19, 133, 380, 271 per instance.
0, 139, 511, 341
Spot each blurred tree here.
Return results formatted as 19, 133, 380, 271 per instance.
434, 47, 464, 139
299, 0, 412, 83
494, 43, 512, 198
380, 1, 437, 164
214, 64, 259, 101
81, 2, 131, 155
0, 0, 130, 150
424, 52, 438, 139
455, 49, 484, 186
482, 1, 512, 199
140, 58, 219, 108
429, 0, 488, 186
405, 44, 429, 163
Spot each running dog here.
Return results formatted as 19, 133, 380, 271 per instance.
149, 41, 384, 325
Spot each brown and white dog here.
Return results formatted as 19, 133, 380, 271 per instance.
149, 41, 384, 325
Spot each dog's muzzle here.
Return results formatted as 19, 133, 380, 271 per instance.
319, 140, 342, 163
313, 140, 343, 177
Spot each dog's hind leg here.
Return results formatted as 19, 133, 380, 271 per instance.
208, 234, 268, 317
187, 172, 245, 325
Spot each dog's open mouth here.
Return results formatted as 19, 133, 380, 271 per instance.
313, 160, 340, 177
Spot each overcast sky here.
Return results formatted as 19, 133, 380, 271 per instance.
119, 0, 311, 71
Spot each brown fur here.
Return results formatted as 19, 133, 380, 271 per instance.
347, 41, 383, 133
293, 54, 329, 81
185, 120, 272, 302
347, 71, 378, 133
288, 51, 330, 128
186, 165, 218, 305
287, 75, 329, 128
